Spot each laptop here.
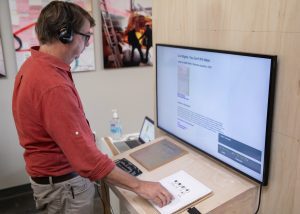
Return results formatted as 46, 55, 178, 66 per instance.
114, 117, 155, 153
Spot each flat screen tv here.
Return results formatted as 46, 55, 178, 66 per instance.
156, 44, 277, 185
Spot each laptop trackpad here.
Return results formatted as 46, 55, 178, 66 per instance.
114, 142, 131, 152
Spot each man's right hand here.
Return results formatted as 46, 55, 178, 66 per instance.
104, 166, 173, 207
133, 180, 173, 207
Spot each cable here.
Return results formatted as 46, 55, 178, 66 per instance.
94, 182, 105, 212
254, 184, 263, 214
102, 181, 115, 214
94, 181, 115, 214
187, 207, 201, 214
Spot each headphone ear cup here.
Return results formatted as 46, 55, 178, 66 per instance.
58, 25, 73, 44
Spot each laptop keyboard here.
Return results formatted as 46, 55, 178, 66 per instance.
126, 140, 141, 148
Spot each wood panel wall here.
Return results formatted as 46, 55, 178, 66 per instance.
153, 0, 300, 213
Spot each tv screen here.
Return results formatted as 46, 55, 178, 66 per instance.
156, 44, 277, 185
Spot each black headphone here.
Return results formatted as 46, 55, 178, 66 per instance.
58, 3, 73, 44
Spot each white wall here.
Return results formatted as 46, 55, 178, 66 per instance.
0, 0, 155, 189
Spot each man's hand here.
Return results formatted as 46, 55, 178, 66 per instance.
104, 166, 173, 207
134, 180, 173, 207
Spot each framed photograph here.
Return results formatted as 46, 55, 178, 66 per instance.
100, 0, 153, 69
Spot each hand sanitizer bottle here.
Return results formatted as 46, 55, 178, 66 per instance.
110, 109, 122, 140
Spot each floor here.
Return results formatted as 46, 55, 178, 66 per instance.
0, 188, 104, 214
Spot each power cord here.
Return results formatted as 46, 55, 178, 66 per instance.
94, 182, 105, 212
254, 184, 263, 214
94, 181, 115, 214
187, 207, 201, 214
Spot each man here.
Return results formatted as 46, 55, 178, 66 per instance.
140, 24, 152, 63
127, 24, 144, 64
12, 1, 172, 213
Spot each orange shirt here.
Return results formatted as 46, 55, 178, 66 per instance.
12, 46, 115, 180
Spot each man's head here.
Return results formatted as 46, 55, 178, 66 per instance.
35, 1, 95, 64
35, 1, 95, 45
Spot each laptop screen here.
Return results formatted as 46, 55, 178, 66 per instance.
139, 117, 155, 143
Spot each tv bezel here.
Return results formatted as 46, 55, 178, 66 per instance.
155, 43, 277, 186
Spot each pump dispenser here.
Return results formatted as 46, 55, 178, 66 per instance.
110, 109, 122, 140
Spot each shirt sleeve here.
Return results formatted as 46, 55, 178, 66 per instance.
40, 85, 115, 181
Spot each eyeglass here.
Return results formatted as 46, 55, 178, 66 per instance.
74, 30, 92, 44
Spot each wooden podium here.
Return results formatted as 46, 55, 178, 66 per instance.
101, 136, 258, 214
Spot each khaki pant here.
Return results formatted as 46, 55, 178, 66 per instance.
30, 175, 95, 214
